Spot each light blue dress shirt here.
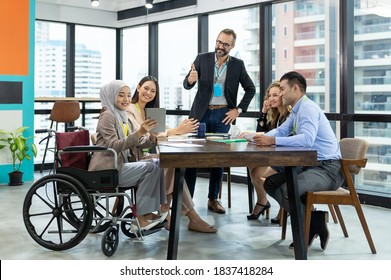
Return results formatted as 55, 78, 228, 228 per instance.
266, 95, 341, 161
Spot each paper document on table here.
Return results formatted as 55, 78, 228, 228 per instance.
242, 132, 264, 142
159, 143, 204, 148
210, 138, 248, 144
242, 132, 256, 142
167, 134, 192, 139
167, 138, 206, 142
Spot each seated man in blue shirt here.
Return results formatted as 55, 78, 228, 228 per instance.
252, 71, 344, 250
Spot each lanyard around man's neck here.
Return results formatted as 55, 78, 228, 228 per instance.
214, 61, 228, 81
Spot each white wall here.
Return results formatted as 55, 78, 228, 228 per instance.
36, 0, 266, 28
0, 111, 23, 165
36, 2, 117, 27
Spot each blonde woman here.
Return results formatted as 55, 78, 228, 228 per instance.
240, 81, 290, 222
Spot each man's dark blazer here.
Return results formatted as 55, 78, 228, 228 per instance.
183, 52, 255, 122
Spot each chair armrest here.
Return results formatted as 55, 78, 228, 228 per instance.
59, 146, 117, 169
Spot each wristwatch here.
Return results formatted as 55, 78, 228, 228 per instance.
236, 107, 243, 114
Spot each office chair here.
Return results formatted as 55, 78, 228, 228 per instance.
38, 100, 81, 173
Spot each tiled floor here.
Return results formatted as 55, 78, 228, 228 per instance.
0, 172, 390, 260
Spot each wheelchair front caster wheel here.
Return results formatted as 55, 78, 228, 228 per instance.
101, 226, 119, 257
120, 213, 137, 238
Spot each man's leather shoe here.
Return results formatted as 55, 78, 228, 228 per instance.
289, 234, 317, 249
188, 221, 218, 233
308, 212, 319, 247
312, 210, 329, 250
207, 199, 226, 214
289, 211, 329, 250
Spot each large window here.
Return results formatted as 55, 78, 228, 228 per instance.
158, 17, 198, 129
355, 122, 391, 195
34, 21, 67, 164
35, 21, 67, 98
209, 7, 260, 132
353, 0, 391, 195
122, 25, 149, 92
75, 26, 116, 132
272, 0, 339, 114
75, 25, 116, 97
353, 1, 391, 114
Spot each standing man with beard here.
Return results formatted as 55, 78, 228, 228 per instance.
183, 28, 255, 214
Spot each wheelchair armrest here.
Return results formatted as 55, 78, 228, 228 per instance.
59, 146, 117, 169
35, 128, 56, 134
35, 129, 49, 134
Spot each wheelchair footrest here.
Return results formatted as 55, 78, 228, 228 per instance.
139, 220, 167, 237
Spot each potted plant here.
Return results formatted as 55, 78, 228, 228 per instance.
0, 126, 37, 185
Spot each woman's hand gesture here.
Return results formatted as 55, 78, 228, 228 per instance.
138, 118, 158, 136
176, 118, 199, 134
262, 99, 271, 113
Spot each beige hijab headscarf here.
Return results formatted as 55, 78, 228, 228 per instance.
100, 80, 132, 162
100, 80, 129, 140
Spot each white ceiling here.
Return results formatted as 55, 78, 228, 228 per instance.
36, 0, 170, 12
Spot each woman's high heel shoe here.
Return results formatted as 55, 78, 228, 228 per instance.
247, 201, 271, 220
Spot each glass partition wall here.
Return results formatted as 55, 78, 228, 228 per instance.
33, 0, 391, 204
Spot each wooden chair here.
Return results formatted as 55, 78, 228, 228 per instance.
305, 138, 376, 253
282, 138, 376, 254
38, 101, 81, 173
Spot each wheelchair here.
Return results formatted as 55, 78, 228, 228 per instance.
23, 129, 166, 257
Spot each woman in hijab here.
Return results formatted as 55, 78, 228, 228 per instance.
88, 80, 167, 231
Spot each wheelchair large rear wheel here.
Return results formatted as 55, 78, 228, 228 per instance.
23, 174, 93, 251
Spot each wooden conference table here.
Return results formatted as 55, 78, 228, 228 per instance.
157, 138, 317, 260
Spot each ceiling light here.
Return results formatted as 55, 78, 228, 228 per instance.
145, 0, 154, 9
91, 0, 99, 7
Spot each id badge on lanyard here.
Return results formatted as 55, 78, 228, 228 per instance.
213, 83, 223, 97
214, 62, 227, 97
